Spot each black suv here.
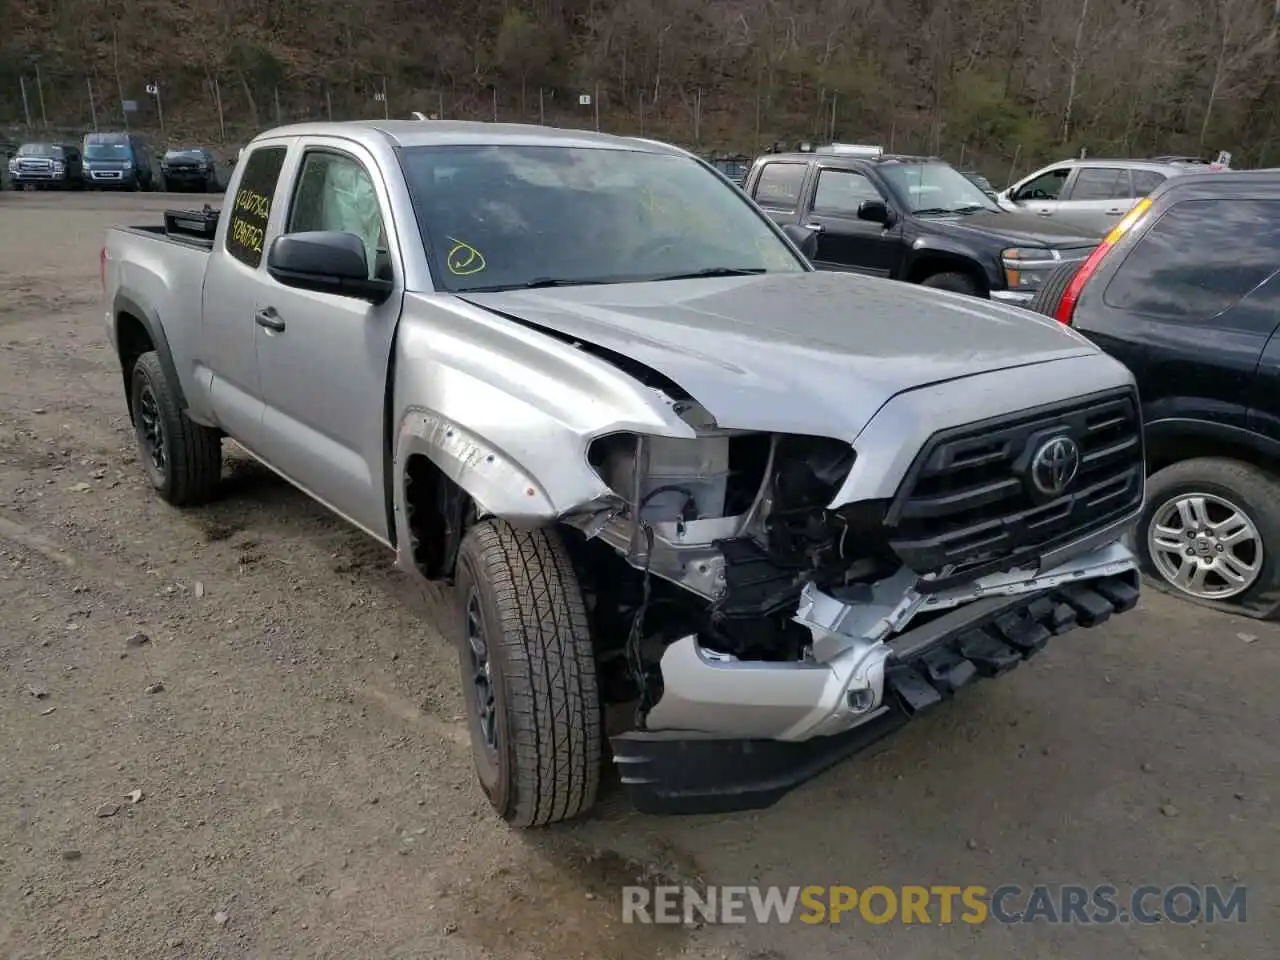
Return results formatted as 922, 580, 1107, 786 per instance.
1030, 170, 1280, 619
743, 146, 1101, 304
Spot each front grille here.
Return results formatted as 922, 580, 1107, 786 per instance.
884, 387, 1143, 587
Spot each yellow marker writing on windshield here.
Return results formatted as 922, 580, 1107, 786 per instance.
446, 237, 486, 276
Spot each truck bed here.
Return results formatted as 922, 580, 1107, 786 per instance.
127, 206, 221, 251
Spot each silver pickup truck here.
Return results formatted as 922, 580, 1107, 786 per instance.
102, 121, 1144, 827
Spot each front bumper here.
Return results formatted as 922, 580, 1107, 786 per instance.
611, 541, 1139, 815
85, 169, 137, 187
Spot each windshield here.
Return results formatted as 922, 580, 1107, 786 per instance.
397, 144, 806, 292
879, 161, 1000, 214
85, 141, 131, 161
18, 144, 60, 158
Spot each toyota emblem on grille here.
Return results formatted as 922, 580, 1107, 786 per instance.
1030, 435, 1080, 497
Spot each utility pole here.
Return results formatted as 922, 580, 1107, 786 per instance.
35, 64, 48, 128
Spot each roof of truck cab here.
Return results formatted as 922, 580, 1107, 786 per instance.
250, 120, 688, 155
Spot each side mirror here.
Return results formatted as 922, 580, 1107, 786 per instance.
857, 199, 890, 225
266, 230, 393, 303
781, 223, 819, 259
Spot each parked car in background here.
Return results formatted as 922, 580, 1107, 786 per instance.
707, 152, 750, 187
745, 144, 1100, 303
1027, 169, 1280, 618
160, 147, 219, 192
83, 132, 155, 190
998, 156, 1226, 235
7, 142, 84, 190
961, 170, 998, 200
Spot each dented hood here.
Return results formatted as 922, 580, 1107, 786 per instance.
459, 270, 1098, 440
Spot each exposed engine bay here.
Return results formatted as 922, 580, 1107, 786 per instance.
562, 401, 913, 713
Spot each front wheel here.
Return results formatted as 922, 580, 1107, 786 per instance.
129, 351, 223, 506
454, 519, 602, 827
920, 271, 981, 297
1139, 457, 1280, 607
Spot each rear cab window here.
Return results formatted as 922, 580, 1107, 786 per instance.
1103, 198, 1280, 321
224, 146, 288, 268
752, 162, 808, 210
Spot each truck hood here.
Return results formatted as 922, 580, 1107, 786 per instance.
920, 208, 1102, 248
457, 270, 1099, 441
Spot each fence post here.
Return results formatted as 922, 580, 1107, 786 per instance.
274, 86, 282, 124
213, 76, 226, 141
829, 90, 837, 141
694, 87, 701, 146
492, 86, 498, 122
1006, 143, 1022, 186
155, 83, 165, 136
19, 76, 31, 126
593, 82, 600, 131
35, 65, 48, 128
539, 87, 544, 125
382, 77, 389, 119
326, 89, 333, 121
438, 91, 444, 120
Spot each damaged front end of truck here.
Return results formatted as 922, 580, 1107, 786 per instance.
555, 386, 1143, 814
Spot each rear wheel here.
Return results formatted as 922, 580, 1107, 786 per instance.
454, 519, 602, 827
1140, 458, 1280, 607
129, 351, 223, 506
920, 271, 981, 296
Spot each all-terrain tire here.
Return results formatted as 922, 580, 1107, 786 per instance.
920, 271, 981, 296
1028, 260, 1082, 317
129, 351, 223, 506
454, 519, 602, 827
1139, 457, 1280, 610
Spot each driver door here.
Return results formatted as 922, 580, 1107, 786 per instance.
1007, 166, 1072, 218
803, 168, 901, 276
252, 141, 403, 542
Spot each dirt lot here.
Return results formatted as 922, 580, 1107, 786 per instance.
0, 190, 1277, 959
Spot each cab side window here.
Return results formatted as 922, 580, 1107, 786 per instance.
1014, 168, 1069, 201
224, 145, 287, 269
812, 169, 881, 217
287, 151, 390, 281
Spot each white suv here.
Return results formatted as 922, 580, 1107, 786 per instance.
998, 157, 1224, 234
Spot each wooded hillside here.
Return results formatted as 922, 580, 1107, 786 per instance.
3, 0, 1279, 177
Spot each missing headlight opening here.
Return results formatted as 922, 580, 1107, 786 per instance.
570, 426, 902, 717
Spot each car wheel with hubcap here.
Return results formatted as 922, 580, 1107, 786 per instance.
1139, 457, 1280, 607
453, 519, 601, 827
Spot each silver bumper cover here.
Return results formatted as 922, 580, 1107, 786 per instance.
643, 538, 1138, 742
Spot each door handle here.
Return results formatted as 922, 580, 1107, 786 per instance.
254, 307, 285, 332
1035, 209, 1053, 216
1105, 208, 1124, 215
803, 223, 825, 233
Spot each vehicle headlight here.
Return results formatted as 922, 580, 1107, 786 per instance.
7, 159, 17, 173
1001, 247, 1060, 290
53, 162, 65, 173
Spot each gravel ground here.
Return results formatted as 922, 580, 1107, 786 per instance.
0, 190, 1277, 959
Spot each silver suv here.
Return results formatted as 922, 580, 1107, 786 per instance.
998, 157, 1222, 234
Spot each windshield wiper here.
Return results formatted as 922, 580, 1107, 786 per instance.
462, 277, 614, 293
915, 205, 991, 216
646, 267, 767, 281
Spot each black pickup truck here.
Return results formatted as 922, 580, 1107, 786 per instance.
1029, 169, 1280, 619
745, 146, 1101, 304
